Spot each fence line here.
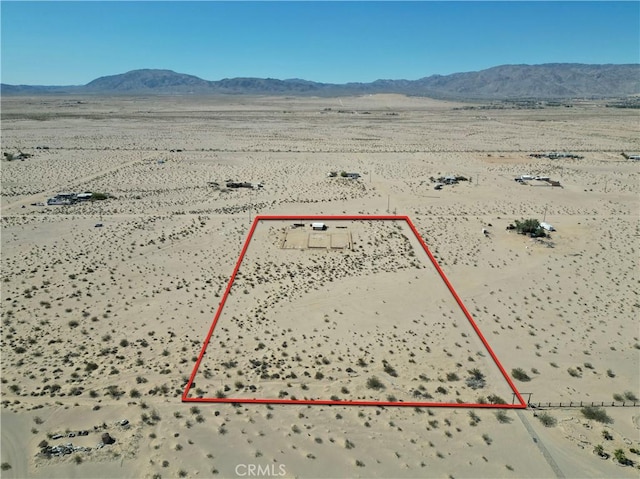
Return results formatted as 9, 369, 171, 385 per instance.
528, 401, 638, 409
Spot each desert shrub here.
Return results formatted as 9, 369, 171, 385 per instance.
537, 412, 557, 427
581, 406, 613, 424
466, 369, 486, 389
511, 368, 531, 381
495, 410, 512, 423
105, 385, 122, 399
469, 411, 480, 426
623, 391, 638, 402
567, 367, 581, 378
382, 360, 398, 377
514, 218, 545, 237
614, 449, 633, 465
446, 372, 459, 381
85, 362, 99, 372
366, 376, 385, 390
487, 394, 506, 404
126, 388, 139, 398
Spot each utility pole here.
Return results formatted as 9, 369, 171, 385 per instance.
387, 195, 390, 213
543, 205, 547, 222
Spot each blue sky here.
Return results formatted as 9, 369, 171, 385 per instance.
1, 1, 638, 85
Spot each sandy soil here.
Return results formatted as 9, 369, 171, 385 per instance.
1, 94, 639, 478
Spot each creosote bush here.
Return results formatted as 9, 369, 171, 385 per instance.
581, 406, 613, 424
495, 410, 512, 423
537, 412, 557, 427
366, 376, 385, 390
511, 368, 531, 382
514, 218, 546, 237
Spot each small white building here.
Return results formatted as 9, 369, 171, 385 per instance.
311, 223, 326, 231
540, 222, 555, 232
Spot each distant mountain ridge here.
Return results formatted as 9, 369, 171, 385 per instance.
2, 63, 639, 99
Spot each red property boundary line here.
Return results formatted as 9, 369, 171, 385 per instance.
182, 215, 526, 409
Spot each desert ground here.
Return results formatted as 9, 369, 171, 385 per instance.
1, 93, 639, 478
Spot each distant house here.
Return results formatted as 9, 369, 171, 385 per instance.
344, 172, 361, 179
443, 176, 458, 185
226, 181, 252, 189
629, 155, 640, 161
56, 192, 75, 200
540, 222, 556, 232
47, 196, 71, 206
311, 223, 326, 231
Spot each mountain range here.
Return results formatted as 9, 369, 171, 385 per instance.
2, 63, 639, 100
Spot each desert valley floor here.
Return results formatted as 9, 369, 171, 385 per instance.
1, 94, 639, 478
